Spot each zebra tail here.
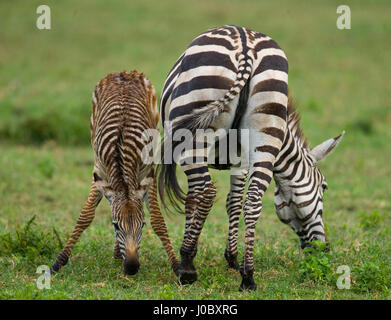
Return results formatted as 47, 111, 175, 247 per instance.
158, 54, 253, 213
157, 141, 187, 214
175, 53, 253, 133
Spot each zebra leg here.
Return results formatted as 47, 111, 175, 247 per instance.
239, 130, 284, 290
51, 180, 102, 273
239, 155, 274, 291
237, 61, 288, 289
114, 240, 122, 259
178, 191, 198, 284
224, 167, 248, 270
179, 163, 216, 285
145, 171, 180, 276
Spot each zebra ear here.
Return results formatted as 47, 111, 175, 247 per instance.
310, 131, 345, 163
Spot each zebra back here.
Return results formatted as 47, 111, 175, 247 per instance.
91, 70, 158, 194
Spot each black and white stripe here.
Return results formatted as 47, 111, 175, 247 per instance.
52, 71, 179, 277
158, 25, 343, 291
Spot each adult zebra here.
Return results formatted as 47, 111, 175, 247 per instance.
158, 25, 344, 291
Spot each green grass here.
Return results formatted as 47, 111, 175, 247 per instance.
0, 0, 390, 299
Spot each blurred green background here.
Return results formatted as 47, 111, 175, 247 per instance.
0, 0, 390, 299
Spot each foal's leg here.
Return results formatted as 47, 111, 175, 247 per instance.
145, 170, 180, 276
51, 179, 102, 273
113, 241, 122, 259
225, 167, 248, 270
179, 162, 216, 285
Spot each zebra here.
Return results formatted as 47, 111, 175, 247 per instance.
158, 25, 344, 291
51, 70, 179, 277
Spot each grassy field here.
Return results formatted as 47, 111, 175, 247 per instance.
0, 0, 390, 299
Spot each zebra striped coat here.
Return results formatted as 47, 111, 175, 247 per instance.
51, 70, 179, 276
158, 25, 344, 291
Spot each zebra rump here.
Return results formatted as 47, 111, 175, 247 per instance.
158, 44, 252, 213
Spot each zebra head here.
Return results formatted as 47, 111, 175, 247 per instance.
95, 178, 146, 275
112, 196, 145, 275
274, 131, 344, 250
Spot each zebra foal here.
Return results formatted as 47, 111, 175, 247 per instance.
51, 70, 179, 276
158, 25, 344, 291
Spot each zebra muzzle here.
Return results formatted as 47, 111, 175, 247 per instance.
123, 255, 140, 275
300, 238, 330, 252
123, 237, 140, 275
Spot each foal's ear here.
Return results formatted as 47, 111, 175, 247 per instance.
310, 131, 345, 162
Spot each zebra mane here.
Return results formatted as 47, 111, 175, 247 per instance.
287, 96, 309, 149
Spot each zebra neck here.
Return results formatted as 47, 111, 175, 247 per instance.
273, 127, 310, 185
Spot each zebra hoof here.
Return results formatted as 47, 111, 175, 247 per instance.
228, 262, 240, 271
179, 269, 198, 285
50, 256, 67, 274
172, 261, 181, 277
239, 280, 257, 291
224, 249, 239, 270
239, 282, 257, 292
50, 264, 60, 274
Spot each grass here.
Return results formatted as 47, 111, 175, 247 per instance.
0, 0, 390, 299
0, 144, 390, 299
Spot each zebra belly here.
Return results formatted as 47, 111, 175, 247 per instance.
207, 134, 242, 170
